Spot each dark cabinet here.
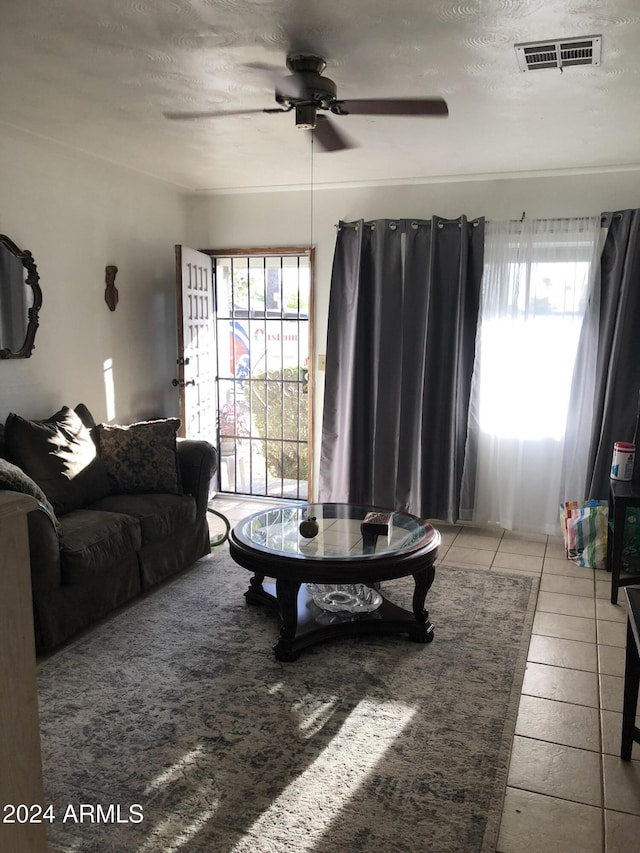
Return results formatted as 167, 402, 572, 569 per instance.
607, 480, 640, 604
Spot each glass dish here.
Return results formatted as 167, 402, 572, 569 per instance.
306, 583, 383, 613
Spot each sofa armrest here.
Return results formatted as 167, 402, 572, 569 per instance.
26, 503, 62, 595
177, 439, 217, 516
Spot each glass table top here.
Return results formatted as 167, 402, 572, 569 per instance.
231, 502, 437, 561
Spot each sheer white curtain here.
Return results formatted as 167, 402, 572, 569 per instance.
460, 217, 603, 535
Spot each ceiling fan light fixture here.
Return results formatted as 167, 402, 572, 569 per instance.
295, 103, 317, 130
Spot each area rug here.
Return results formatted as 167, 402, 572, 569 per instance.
38, 550, 538, 853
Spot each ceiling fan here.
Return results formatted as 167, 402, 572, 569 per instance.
163, 54, 449, 152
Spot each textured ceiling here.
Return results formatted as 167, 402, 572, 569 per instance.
1, 0, 639, 192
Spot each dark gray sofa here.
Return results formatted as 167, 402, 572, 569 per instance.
0, 404, 217, 655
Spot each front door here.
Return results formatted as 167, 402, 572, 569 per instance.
174, 245, 216, 442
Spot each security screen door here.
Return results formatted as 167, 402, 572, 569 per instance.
208, 248, 313, 500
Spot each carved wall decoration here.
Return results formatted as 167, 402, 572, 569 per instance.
105, 265, 118, 311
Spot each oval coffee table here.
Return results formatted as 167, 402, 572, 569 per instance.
229, 503, 440, 661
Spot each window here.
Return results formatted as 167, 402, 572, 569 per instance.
477, 255, 591, 441
461, 218, 602, 533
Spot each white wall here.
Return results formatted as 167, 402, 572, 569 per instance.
0, 126, 187, 425
186, 168, 640, 493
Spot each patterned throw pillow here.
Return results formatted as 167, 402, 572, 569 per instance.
0, 457, 62, 536
95, 419, 182, 495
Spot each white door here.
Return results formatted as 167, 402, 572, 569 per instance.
174, 245, 216, 442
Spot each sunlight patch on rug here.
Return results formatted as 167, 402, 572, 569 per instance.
238, 698, 416, 848
144, 746, 207, 796
286, 688, 343, 737
137, 788, 219, 853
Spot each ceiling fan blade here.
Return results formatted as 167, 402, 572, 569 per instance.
163, 108, 276, 121
338, 97, 449, 117
244, 61, 304, 99
313, 115, 356, 153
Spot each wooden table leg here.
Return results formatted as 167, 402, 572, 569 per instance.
409, 563, 436, 643
244, 573, 273, 608
621, 616, 640, 761
412, 563, 435, 622
274, 579, 302, 661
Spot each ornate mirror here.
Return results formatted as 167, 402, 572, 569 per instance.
0, 234, 42, 359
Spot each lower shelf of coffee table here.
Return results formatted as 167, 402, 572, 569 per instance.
245, 580, 434, 662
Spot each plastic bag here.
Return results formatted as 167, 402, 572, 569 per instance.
560, 500, 608, 569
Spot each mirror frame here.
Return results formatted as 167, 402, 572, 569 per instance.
0, 234, 42, 359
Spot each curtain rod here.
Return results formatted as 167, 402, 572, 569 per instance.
335, 217, 482, 230
335, 212, 623, 231
518, 212, 622, 224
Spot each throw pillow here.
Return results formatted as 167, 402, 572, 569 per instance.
0, 457, 63, 536
95, 418, 182, 495
4, 407, 111, 515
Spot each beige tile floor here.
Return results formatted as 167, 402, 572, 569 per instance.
209, 496, 640, 852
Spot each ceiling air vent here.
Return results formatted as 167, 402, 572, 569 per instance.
515, 35, 601, 72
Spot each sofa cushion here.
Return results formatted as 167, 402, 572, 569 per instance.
88, 493, 197, 544
0, 457, 62, 535
95, 418, 182, 495
59, 509, 142, 585
4, 407, 111, 515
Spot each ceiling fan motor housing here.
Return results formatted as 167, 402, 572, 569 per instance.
277, 54, 338, 113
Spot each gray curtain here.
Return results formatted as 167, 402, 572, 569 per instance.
318, 216, 485, 522
586, 210, 640, 498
